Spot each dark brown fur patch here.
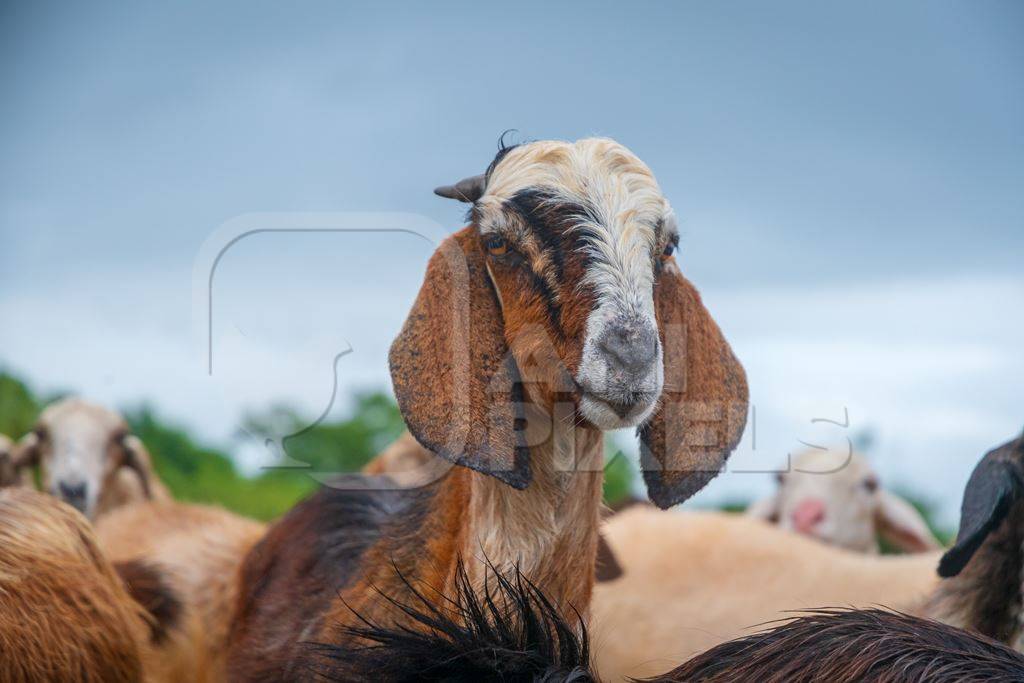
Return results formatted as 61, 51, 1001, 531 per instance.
114, 559, 182, 644
655, 609, 1024, 683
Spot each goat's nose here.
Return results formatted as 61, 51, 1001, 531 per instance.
599, 324, 657, 375
791, 498, 826, 534
58, 481, 88, 506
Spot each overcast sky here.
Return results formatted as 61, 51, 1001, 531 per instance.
2, 1, 1021, 524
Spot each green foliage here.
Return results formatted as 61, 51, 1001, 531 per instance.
124, 405, 316, 521
243, 393, 407, 474
603, 438, 636, 506
0, 371, 42, 439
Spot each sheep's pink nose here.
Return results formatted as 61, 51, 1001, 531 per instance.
791, 498, 826, 533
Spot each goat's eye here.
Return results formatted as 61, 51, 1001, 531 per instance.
485, 235, 508, 256
661, 238, 678, 259
863, 476, 878, 493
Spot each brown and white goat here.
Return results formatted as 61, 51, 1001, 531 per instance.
746, 448, 941, 554
12, 397, 170, 519
225, 137, 749, 680
591, 431, 1024, 679
0, 487, 150, 683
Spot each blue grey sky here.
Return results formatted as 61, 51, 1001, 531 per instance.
2, 1, 1022, 521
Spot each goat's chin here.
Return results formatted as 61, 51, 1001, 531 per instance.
578, 394, 657, 430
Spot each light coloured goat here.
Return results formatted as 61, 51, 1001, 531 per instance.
11, 397, 171, 519
591, 432, 1024, 680
746, 448, 941, 553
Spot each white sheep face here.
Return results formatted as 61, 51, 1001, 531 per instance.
25, 398, 139, 519
748, 449, 941, 554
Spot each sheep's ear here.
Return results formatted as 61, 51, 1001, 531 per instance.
118, 435, 154, 499
875, 489, 942, 553
434, 174, 486, 203
11, 432, 41, 471
939, 435, 1024, 577
638, 262, 748, 509
746, 495, 780, 523
389, 227, 530, 488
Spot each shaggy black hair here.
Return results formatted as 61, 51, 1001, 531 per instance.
303, 559, 593, 683
654, 608, 1024, 683
485, 129, 524, 181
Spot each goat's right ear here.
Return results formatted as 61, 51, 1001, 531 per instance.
389, 227, 530, 488
938, 434, 1024, 577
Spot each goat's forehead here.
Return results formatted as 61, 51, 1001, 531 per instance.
41, 401, 124, 438
481, 139, 668, 229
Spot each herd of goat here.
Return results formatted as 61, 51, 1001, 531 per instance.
2, 137, 1023, 682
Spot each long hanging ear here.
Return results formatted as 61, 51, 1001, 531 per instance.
638, 263, 749, 509
875, 489, 942, 553
11, 431, 41, 472
938, 434, 1024, 577
389, 227, 530, 488
117, 435, 154, 499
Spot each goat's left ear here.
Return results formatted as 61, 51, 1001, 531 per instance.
117, 434, 154, 499
389, 228, 530, 488
638, 262, 749, 509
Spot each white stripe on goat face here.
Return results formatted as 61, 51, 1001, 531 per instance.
480, 138, 675, 429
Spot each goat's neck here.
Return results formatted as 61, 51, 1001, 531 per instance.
465, 404, 605, 614
329, 405, 605, 635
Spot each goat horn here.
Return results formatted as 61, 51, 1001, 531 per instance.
434, 174, 486, 203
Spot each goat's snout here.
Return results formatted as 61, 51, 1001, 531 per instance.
599, 322, 658, 376
57, 480, 88, 511
791, 498, 826, 534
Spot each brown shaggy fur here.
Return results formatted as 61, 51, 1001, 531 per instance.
0, 488, 149, 683
655, 609, 1024, 683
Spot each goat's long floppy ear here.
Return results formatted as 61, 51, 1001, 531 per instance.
11, 431, 41, 472
389, 227, 529, 488
118, 435, 154, 499
938, 434, 1024, 577
638, 263, 749, 509
875, 489, 942, 553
